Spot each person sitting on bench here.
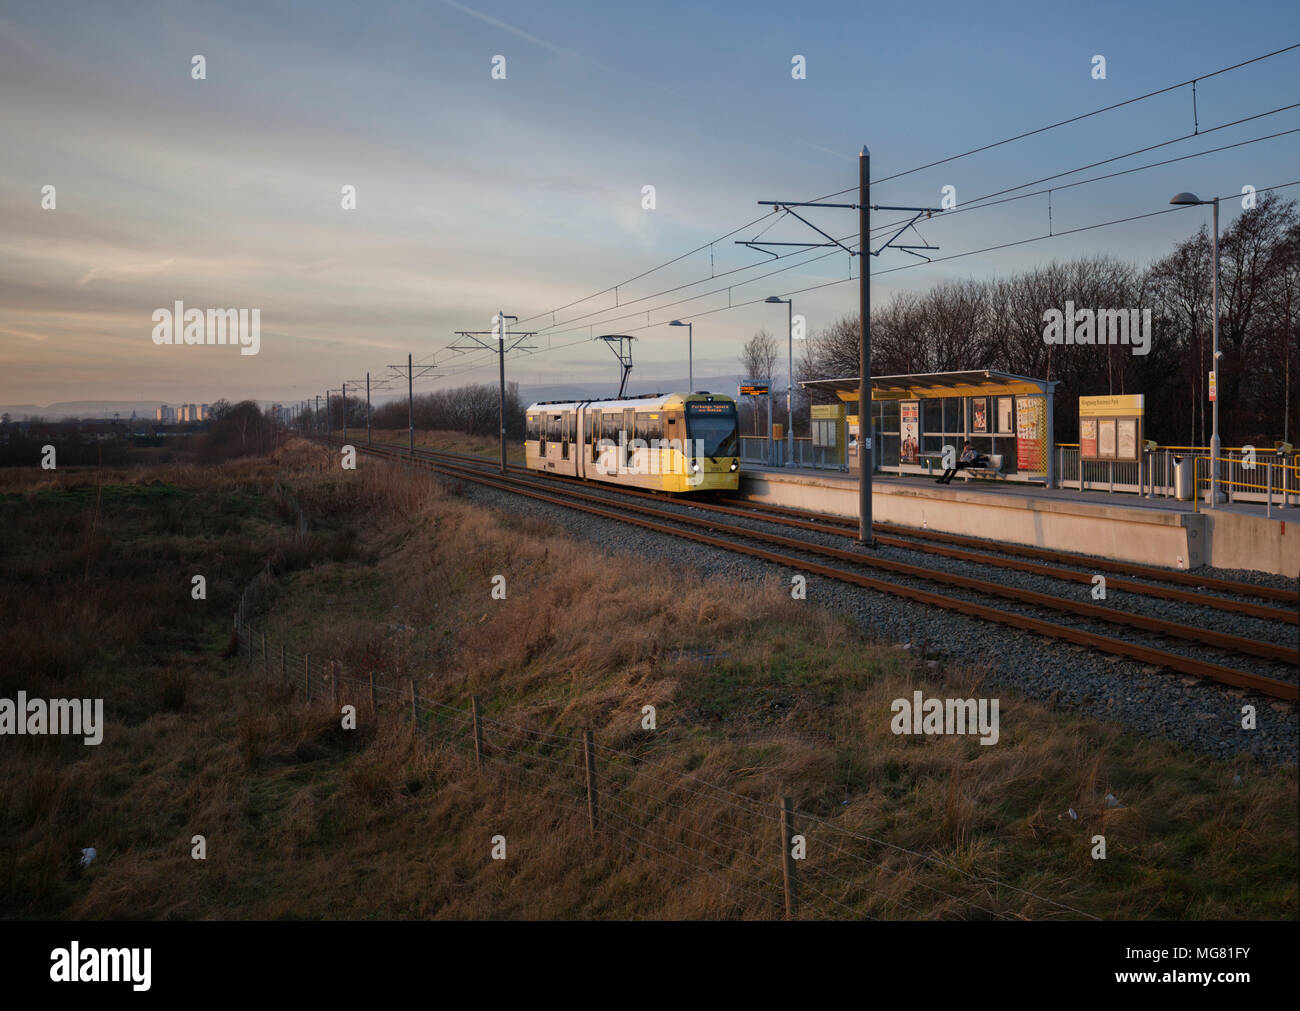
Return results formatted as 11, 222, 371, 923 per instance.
937, 441, 988, 484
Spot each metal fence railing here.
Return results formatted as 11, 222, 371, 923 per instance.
1055, 444, 1297, 508
230, 575, 1094, 921
1194, 455, 1300, 516
739, 435, 846, 471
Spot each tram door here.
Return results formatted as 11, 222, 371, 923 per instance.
561, 412, 570, 460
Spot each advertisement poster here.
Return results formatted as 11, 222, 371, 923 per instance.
1015, 397, 1044, 471
1117, 418, 1137, 461
1098, 418, 1116, 458
972, 398, 987, 433
997, 396, 1014, 434
900, 401, 919, 465
1080, 417, 1098, 459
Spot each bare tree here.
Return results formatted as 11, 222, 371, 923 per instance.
738, 329, 780, 435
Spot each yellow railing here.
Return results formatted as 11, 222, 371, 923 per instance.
1194, 455, 1300, 513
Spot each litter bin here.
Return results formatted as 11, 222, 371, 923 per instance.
1173, 456, 1194, 501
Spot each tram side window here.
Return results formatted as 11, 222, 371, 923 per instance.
547, 415, 562, 441
526, 415, 538, 441
602, 413, 619, 444
635, 413, 663, 443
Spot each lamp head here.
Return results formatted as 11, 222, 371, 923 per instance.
765, 296, 787, 304
668, 320, 686, 327
1169, 191, 1203, 206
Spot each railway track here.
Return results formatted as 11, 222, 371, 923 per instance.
324, 437, 1298, 702
347, 437, 1297, 618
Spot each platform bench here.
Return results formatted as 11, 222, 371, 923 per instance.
960, 453, 1004, 481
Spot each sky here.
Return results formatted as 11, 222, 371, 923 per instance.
1, 0, 1298, 409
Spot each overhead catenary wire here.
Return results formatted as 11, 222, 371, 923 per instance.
480, 179, 1300, 358
408, 133, 1300, 386
373, 44, 1297, 387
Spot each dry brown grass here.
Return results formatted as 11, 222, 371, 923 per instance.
1, 438, 1295, 920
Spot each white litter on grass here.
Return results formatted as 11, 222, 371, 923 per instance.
1232, 774, 1244, 788
80, 847, 96, 867
1104, 793, 1121, 808
1058, 808, 1079, 821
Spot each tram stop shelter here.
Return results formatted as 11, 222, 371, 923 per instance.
801, 369, 1059, 486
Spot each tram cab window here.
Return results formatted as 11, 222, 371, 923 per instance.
685, 401, 739, 457
526, 415, 538, 441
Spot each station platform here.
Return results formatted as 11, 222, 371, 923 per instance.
740, 466, 1300, 577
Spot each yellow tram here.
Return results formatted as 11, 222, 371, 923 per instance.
524, 392, 740, 493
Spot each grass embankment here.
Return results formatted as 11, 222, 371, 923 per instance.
334, 428, 525, 464
0, 439, 1294, 919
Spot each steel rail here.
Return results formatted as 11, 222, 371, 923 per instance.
724, 495, 1299, 607
342, 439, 1298, 701
357, 438, 1297, 624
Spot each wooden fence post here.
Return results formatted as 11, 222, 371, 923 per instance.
331, 661, 340, 708
304, 652, 311, 702
280, 643, 286, 686
410, 680, 420, 733
262, 632, 268, 681
780, 796, 798, 920
369, 671, 377, 715
471, 695, 484, 771
583, 729, 598, 834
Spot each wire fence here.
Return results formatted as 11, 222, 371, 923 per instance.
232, 578, 1100, 921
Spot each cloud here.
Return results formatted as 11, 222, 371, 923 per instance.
438, 0, 693, 102
75, 258, 176, 288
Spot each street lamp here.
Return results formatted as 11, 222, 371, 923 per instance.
766, 296, 795, 467
1169, 191, 1222, 505
668, 320, 693, 391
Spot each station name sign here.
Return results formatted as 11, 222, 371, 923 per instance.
1079, 394, 1145, 417
1079, 394, 1144, 462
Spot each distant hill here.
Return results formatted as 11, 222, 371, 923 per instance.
0, 401, 168, 420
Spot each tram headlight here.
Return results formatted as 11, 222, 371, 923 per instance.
729, 461, 738, 472
690, 461, 700, 473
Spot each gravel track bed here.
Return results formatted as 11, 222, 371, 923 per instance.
511, 470, 1298, 665
737, 500, 1300, 599
430, 466, 1298, 767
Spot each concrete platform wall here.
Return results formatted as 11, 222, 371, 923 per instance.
741, 472, 1213, 571
1205, 510, 1300, 577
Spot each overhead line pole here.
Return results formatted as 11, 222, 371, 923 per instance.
366, 372, 371, 446
859, 148, 871, 544
452, 314, 537, 475
499, 310, 511, 474
743, 145, 942, 547
386, 358, 440, 456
